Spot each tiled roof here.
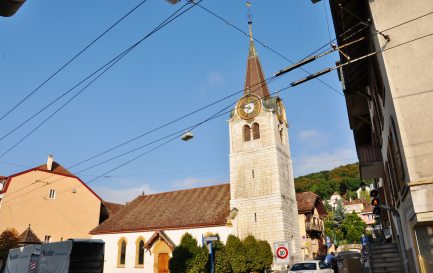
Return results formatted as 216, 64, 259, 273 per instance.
296, 192, 319, 213
18, 226, 41, 244
91, 184, 230, 234
361, 206, 373, 213
35, 161, 74, 176
104, 201, 125, 216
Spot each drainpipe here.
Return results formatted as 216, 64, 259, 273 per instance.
380, 205, 410, 273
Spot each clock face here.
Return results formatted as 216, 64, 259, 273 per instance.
237, 94, 261, 120
276, 99, 286, 123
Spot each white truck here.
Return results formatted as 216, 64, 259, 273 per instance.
4, 239, 104, 273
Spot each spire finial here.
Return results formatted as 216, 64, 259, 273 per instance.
246, 1, 253, 42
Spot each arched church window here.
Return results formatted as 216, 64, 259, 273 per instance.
117, 237, 127, 267
279, 127, 284, 143
252, 123, 260, 140
243, 125, 251, 142
136, 237, 145, 267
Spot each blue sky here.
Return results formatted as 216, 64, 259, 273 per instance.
1, 0, 356, 203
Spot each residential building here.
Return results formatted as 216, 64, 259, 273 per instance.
91, 19, 302, 273
0, 155, 106, 242
342, 199, 366, 214
296, 192, 327, 260
328, 0, 433, 272
328, 192, 342, 209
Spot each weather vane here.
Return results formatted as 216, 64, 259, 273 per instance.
246, 1, 252, 24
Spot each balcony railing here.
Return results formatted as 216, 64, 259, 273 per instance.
306, 217, 323, 232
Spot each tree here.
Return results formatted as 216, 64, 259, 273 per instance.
333, 199, 346, 224
0, 228, 20, 269
169, 233, 201, 273
340, 212, 367, 244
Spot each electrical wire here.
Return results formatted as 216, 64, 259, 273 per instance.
194, 3, 344, 96
0, 0, 202, 158
0, 0, 151, 123
3, 19, 433, 204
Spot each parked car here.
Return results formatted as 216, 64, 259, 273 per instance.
289, 260, 333, 273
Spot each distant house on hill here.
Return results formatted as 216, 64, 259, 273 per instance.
0, 155, 120, 242
296, 192, 327, 260
328, 192, 342, 209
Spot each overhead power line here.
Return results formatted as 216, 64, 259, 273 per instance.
0, 0, 151, 123
0, 0, 202, 158
3, 19, 433, 204
194, 3, 344, 96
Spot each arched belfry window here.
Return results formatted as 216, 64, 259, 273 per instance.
243, 125, 251, 142
136, 237, 145, 267
117, 237, 127, 267
252, 123, 260, 140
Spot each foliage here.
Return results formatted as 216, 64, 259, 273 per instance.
169, 233, 201, 273
171, 234, 272, 273
340, 212, 367, 244
243, 236, 273, 273
0, 228, 20, 267
333, 200, 346, 224
294, 163, 373, 200
359, 189, 370, 202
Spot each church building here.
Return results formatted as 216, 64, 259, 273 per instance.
90, 20, 301, 273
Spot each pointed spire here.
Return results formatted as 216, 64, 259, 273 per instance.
243, 3, 270, 98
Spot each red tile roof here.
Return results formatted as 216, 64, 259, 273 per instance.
35, 161, 74, 176
104, 201, 125, 216
90, 184, 230, 234
296, 192, 319, 213
296, 191, 327, 217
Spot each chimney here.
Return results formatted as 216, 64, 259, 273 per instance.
47, 155, 53, 171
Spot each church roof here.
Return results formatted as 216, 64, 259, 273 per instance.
90, 184, 230, 234
18, 225, 41, 244
103, 201, 125, 216
244, 22, 270, 99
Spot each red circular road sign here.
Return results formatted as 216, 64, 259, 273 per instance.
276, 246, 289, 259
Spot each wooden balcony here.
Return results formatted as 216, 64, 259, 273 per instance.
306, 217, 323, 233
358, 145, 384, 179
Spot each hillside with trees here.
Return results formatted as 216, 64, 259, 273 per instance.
294, 163, 373, 200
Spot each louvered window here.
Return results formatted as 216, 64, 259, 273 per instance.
243, 125, 251, 142
252, 123, 260, 140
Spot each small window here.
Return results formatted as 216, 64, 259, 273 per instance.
252, 123, 260, 140
44, 235, 51, 243
118, 238, 127, 267
243, 125, 251, 142
48, 189, 56, 199
279, 128, 284, 142
136, 238, 145, 267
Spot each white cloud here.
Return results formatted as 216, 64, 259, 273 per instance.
293, 148, 357, 177
206, 71, 225, 86
93, 183, 155, 204
297, 129, 328, 148
172, 176, 227, 190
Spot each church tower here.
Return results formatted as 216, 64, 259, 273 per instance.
228, 19, 301, 264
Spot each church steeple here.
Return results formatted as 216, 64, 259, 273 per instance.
244, 19, 270, 99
